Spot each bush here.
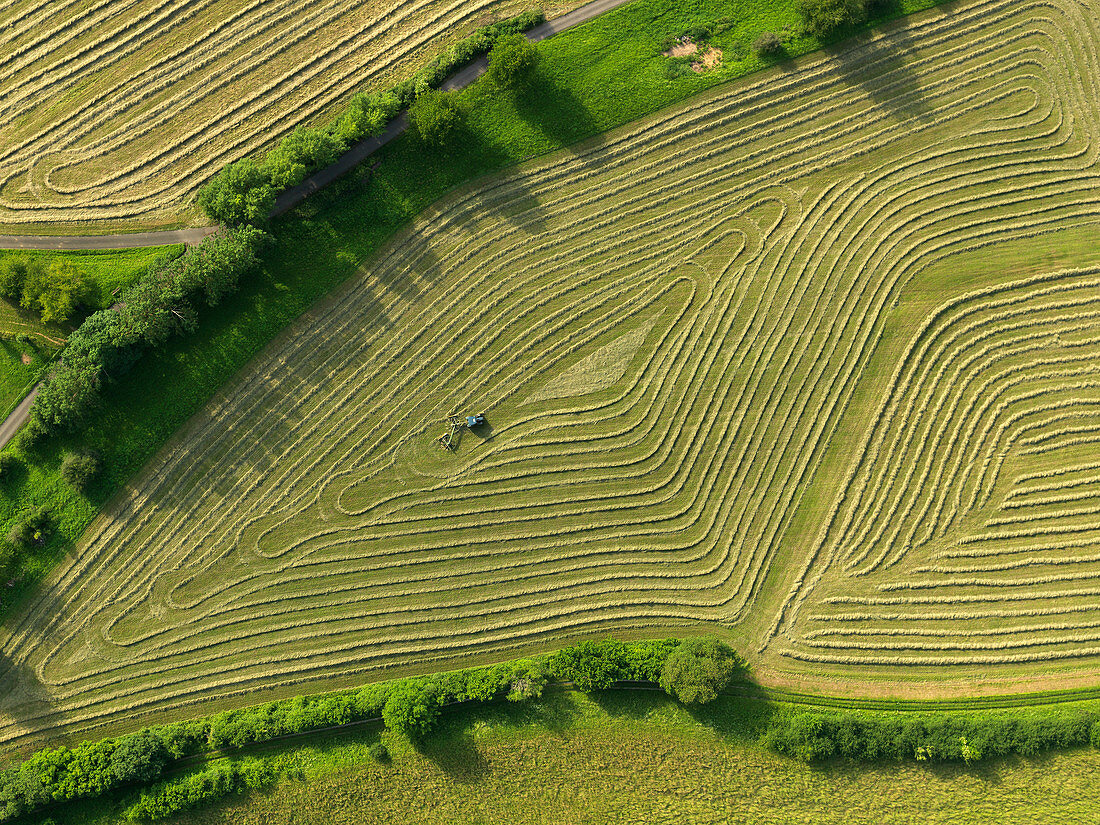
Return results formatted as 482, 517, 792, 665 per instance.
408, 90, 461, 146
196, 158, 276, 226
0, 258, 31, 302
764, 707, 1099, 764
61, 451, 100, 490
110, 729, 169, 785
124, 760, 276, 822
753, 31, 783, 55
21, 259, 89, 325
487, 33, 540, 88
382, 679, 442, 740
7, 506, 48, 547
658, 637, 742, 705
368, 742, 390, 763
797, 0, 867, 38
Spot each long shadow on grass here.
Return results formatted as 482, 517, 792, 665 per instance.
0, 653, 68, 757
515, 69, 605, 162
827, 12, 932, 121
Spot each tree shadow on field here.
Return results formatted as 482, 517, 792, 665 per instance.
828, 16, 932, 121
514, 69, 605, 165
419, 729, 490, 783
0, 650, 69, 759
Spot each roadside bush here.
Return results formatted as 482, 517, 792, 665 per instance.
659, 637, 743, 705
408, 90, 462, 145
487, 33, 540, 88
61, 451, 100, 490
797, 0, 867, 38
753, 31, 783, 55
382, 679, 442, 740
195, 158, 275, 227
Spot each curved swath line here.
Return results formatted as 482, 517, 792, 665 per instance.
780, 277, 1100, 664
0, 0, 504, 218
0, 0, 1098, 748
0, 0, 1051, 223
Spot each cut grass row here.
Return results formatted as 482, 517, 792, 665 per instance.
0, 0, 954, 668
1, 0, 1095, 755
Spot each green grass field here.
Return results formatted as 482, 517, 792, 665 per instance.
0, 0, 1095, 758
43, 690, 1100, 824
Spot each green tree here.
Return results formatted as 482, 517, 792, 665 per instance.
196, 158, 275, 226
382, 680, 441, 739
407, 89, 461, 146
797, 0, 867, 38
658, 637, 742, 705
61, 451, 100, 491
0, 257, 33, 302
551, 639, 629, 691
21, 259, 88, 325
487, 33, 540, 89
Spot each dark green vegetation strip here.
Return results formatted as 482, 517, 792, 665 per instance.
5, 638, 1100, 823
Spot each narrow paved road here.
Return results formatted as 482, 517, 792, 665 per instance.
0, 228, 216, 251
3, 0, 634, 244
0, 383, 40, 451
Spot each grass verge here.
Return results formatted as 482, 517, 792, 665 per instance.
39, 688, 1100, 825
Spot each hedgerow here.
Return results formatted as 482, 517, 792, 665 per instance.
2, 638, 1100, 822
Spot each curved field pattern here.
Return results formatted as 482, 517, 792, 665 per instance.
0, 0, 563, 232
0, 0, 1099, 746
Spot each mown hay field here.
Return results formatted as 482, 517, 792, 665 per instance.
0, 0, 576, 234
0, 0, 1097, 751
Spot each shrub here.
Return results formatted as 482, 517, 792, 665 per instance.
797, 0, 867, 38
368, 742, 390, 763
0, 258, 31, 302
61, 451, 100, 490
382, 679, 442, 739
551, 639, 629, 691
7, 506, 48, 547
21, 259, 89, 325
487, 33, 540, 88
196, 158, 276, 226
408, 90, 461, 145
753, 31, 783, 55
109, 729, 169, 785
658, 637, 743, 705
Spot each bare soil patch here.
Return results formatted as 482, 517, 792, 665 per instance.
663, 38, 699, 58
691, 47, 723, 73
